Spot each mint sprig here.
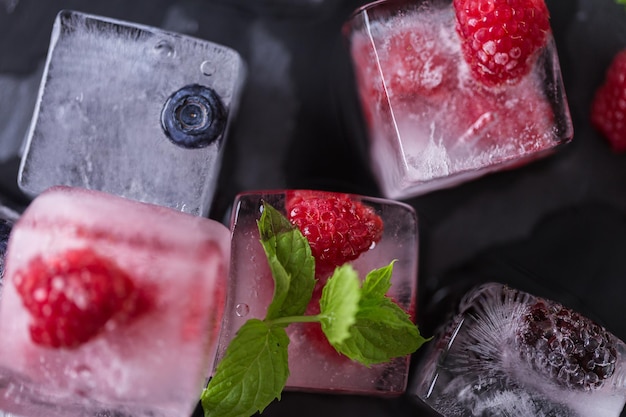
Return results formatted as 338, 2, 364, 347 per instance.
327, 262, 425, 366
201, 202, 429, 417
257, 202, 316, 320
200, 319, 290, 417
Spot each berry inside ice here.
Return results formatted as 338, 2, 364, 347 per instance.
286, 190, 384, 278
14, 247, 151, 349
453, 0, 551, 86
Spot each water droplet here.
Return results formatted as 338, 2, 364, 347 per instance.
154, 40, 175, 57
235, 303, 250, 317
200, 60, 215, 77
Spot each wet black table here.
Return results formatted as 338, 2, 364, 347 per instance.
1, 0, 626, 416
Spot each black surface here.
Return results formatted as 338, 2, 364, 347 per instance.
2, 0, 626, 416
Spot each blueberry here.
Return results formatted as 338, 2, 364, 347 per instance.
161, 84, 227, 149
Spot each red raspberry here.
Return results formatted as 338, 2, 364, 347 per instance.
453, 0, 551, 86
450, 78, 555, 153
351, 11, 458, 115
14, 248, 150, 349
379, 24, 458, 101
285, 190, 383, 277
591, 49, 626, 152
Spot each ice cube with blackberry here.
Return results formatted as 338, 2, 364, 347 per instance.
410, 283, 626, 417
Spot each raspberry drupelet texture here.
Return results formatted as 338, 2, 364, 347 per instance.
14, 247, 151, 348
517, 300, 618, 391
285, 190, 383, 277
591, 49, 626, 152
453, 0, 551, 86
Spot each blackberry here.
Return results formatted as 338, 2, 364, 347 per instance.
517, 300, 617, 391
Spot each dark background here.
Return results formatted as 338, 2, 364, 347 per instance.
1, 0, 626, 416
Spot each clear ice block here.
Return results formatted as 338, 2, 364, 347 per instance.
217, 190, 419, 394
0, 186, 230, 417
18, 10, 246, 216
411, 283, 626, 417
344, 0, 573, 200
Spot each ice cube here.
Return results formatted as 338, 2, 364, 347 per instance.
18, 10, 246, 217
410, 283, 626, 417
217, 190, 419, 394
0, 186, 230, 417
344, 0, 573, 200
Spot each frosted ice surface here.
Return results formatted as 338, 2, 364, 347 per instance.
0, 186, 230, 417
411, 283, 626, 417
18, 11, 246, 216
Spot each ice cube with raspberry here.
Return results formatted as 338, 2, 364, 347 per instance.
411, 283, 626, 417
345, 0, 573, 200
216, 190, 419, 395
0, 186, 231, 417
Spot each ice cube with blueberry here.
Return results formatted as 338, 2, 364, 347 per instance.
0, 186, 230, 417
18, 10, 246, 216
411, 282, 626, 417
344, 0, 573, 199
217, 190, 419, 394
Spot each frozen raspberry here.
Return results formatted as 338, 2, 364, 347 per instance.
285, 190, 383, 277
379, 23, 458, 100
453, 0, 551, 86
517, 300, 618, 391
351, 11, 458, 109
451, 79, 555, 152
591, 49, 626, 152
14, 248, 151, 349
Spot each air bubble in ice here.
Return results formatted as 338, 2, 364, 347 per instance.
235, 303, 250, 317
201, 61, 215, 77
154, 40, 175, 57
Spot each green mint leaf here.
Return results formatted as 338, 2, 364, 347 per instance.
335, 298, 427, 366
318, 264, 361, 345
201, 319, 289, 417
258, 202, 316, 320
360, 260, 394, 299
324, 262, 428, 366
